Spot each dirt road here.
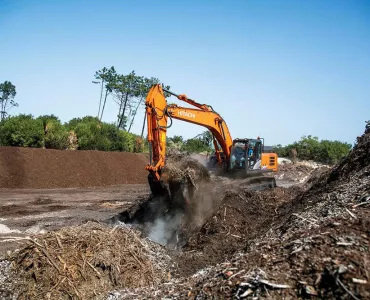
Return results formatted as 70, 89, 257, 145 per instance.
0, 184, 150, 257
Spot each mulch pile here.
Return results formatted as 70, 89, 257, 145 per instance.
112, 125, 370, 299
0, 147, 149, 189
274, 161, 330, 184
175, 186, 301, 276
8, 222, 172, 299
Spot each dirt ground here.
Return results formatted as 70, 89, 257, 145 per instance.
0, 185, 149, 258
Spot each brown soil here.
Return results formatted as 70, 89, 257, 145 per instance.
0, 147, 149, 189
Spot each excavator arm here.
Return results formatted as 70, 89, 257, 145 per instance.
145, 84, 233, 182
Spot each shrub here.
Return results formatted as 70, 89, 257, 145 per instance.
121, 130, 136, 152
182, 138, 212, 153
66, 116, 100, 131
75, 121, 111, 151
273, 135, 352, 165
0, 114, 44, 147
0, 114, 148, 153
36, 115, 69, 150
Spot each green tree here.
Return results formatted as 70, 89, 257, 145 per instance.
68, 116, 139, 152
94, 66, 117, 121
93, 67, 108, 118
272, 135, 352, 165
127, 75, 147, 133
0, 114, 44, 147
170, 135, 184, 144
182, 138, 212, 153
112, 71, 142, 129
179, 131, 213, 153
36, 115, 69, 150
75, 121, 111, 151
65, 116, 99, 130
0, 81, 17, 121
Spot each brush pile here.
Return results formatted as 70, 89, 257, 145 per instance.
162, 154, 210, 187
9, 222, 172, 300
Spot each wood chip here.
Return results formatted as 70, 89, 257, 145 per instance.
231, 234, 242, 239
86, 261, 102, 278
54, 233, 63, 250
239, 288, 253, 298
337, 242, 353, 246
228, 269, 245, 280
352, 278, 367, 284
345, 208, 357, 219
259, 279, 292, 289
292, 213, 317, 225
291, 245, 303, 254
352, 201, 370, 208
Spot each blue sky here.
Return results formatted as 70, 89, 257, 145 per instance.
1, 0, 369, 145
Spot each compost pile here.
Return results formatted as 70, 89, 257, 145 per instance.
111, 125, 370, 299
0, 147, 149, 188
8, 222, 172, 300
274, 160, 330, 184
175, 186, 301, 276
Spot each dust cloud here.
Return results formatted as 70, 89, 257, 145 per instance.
190, 154, 208, 167
147, 212, 184, 246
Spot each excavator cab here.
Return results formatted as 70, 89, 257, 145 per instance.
229, 138, 278, 187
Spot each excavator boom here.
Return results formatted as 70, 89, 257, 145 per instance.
145, 84, 233, 182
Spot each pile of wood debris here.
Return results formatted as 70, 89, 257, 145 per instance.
8, 222, 172, 299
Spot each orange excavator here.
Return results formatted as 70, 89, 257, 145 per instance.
145, 84, 278, 197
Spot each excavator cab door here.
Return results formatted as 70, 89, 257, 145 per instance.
247, 139, 263, 170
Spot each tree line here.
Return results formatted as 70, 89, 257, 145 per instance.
169, 132, 353, 165
0, 113, 216, 154
0, 114, 145, 152
272, 135, 352, 165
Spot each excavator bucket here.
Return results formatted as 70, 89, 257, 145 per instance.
131, 155, 210, 247
148, 154, 210, 216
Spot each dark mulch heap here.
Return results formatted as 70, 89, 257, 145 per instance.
0, 147, 149, 189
